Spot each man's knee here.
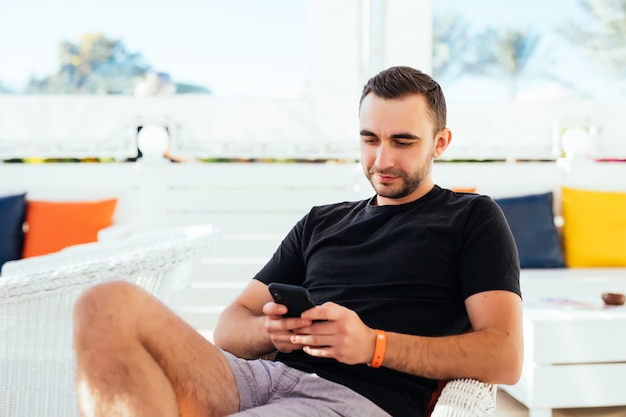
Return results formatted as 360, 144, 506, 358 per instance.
73, 280, 147, 345
74, 280, 144, 317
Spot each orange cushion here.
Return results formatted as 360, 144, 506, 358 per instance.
22, 198, 118, 258
451, 187, 476, 193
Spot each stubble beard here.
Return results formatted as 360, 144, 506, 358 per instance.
364, 158, 433, 200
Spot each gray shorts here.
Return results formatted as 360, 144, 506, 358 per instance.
222, 350, 391, 417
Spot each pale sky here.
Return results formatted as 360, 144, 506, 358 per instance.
0, 0, 612, 99
0, 0, 308, 95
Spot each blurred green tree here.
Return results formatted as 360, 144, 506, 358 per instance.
563, 0, 626, 80
432, 14, 549, 99
432, 13, 472, 80
25, 33, 150, 94
0, 81, 14, 94
23, 33, 210, 94
462, 27, 544, 98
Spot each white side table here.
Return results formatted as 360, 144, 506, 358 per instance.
501, 297, 626, 417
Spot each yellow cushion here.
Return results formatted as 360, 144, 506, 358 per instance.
22, 198, 117, 258
562, 187, 626, 267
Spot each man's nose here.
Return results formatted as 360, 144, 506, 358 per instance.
375, 143, 394, 168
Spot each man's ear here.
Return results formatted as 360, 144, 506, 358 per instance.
433, 128, 452, 159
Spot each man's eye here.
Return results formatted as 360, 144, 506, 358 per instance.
361, 138, 377, 144
397, 142, 413, 147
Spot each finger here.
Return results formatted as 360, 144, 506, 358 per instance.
273, 334, 300, 348
266, 316, 313, 334
291, 319, 333, 336
284, 317, 314, 330
263, 301, 287, 317
300, 302, 340, 322
303, 342, 363, 365
272, 332, 310, 354
290, 333, 333, 347
302, 345, 334, 358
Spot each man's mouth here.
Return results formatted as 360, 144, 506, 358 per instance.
376, 174, 397, 184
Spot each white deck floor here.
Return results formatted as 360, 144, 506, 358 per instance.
495, 391, 626, 417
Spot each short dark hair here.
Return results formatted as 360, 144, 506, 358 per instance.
359, 66, 447, 133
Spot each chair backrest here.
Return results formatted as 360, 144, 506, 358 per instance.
0, 224, 216, 417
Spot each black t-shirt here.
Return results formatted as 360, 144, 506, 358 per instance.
254, 186, 521, 416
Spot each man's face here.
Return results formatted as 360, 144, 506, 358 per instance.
359, 93, 448, 206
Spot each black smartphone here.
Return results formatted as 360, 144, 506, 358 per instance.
268, 283, 316, 318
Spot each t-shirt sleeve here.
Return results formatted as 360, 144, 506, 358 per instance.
253, 214, 308, 286
458, 196, 521, 299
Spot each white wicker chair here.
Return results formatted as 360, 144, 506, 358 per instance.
0, 225, 216, 417
431, 378, 497, 417
0, 223, 496, 417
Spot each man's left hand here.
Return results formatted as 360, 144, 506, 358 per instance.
289, 302, 377, 365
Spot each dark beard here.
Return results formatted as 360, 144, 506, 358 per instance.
364, 164, 430, 200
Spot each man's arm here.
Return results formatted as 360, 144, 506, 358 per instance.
213, 280, 274, 359
213, 279, 315, 359
383, 290, 523, 384
293, 289, 523, 385
216, 280, 523, 384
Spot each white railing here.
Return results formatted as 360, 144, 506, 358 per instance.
2, 95, 626, 161
1, 160, 625, 335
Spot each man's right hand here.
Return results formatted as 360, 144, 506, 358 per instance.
263, 301, 314, 353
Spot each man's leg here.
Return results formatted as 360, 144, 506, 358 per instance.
73, 280, 240, 417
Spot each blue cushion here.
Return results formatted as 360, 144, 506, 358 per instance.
0, 193, 27, 268
495, 192, 565, 268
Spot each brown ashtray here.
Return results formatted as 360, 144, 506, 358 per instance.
602, 292, 626, 306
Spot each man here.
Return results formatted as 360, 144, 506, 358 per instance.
73, 66, 523, 416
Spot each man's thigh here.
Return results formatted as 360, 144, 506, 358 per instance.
223, 352, 390, 417
135, 292, 241, 415
77, 280, 241, 416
